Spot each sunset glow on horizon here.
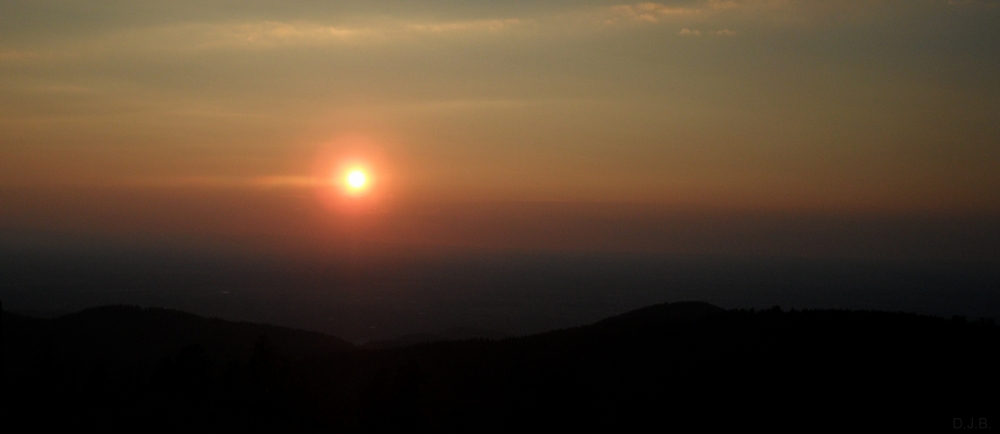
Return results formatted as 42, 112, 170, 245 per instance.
0, 0, 997, 257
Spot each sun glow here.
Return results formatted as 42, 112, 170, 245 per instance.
347, 170, 367, 189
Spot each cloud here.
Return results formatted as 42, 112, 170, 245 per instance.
248, 176, 324, 188
205, 18, 526, 49
608, 2, 702, 23
125, 175, 326, 189
221, 21, 361, 47
599, 1, 961, 28
407, 19, 522, 34
603, 0, 770, 25
144, 21, 387, 51
28, 17, 532, 55
0, 1, 981, 60
677, 27, 736, 37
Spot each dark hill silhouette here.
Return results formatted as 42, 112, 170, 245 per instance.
2, 302, 996, 431
600, 300, 727, 323
362, 327, 510, 349
3, 305, 353, 387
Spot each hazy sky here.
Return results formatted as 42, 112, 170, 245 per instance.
2, 1, 999, 256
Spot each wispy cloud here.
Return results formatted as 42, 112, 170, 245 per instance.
596, 1, 985, 28
209, 21, 363, 47
600, 0, 767, 25
6, 1, 805, 60
406, 19, 523, 34
678, 27, 736, 36
1, 0, 984, 62
607, 2, 703, 24
194, 18, 526, 49
127, 175, 327, 189
3, 18, 533, 58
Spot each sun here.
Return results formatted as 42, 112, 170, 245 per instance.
347, 170, 367, 189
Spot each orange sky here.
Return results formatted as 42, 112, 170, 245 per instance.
1, 1, 998, 256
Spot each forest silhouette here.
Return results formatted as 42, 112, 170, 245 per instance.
2, 301, 996, 431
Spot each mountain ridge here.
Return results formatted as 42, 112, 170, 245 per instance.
2, 301, 996, 431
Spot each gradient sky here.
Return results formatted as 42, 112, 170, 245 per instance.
2, 1, 999, 256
